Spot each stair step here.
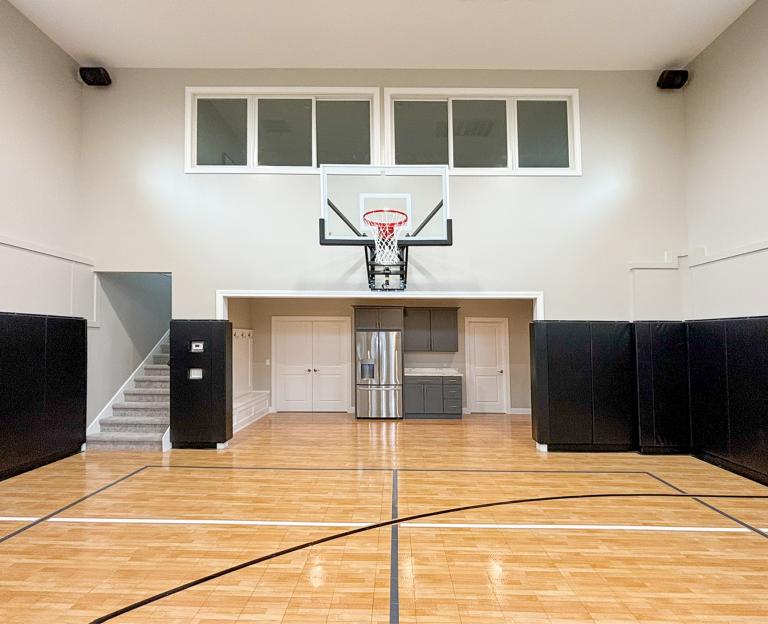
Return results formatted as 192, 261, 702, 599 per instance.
87, 431, 164, 452
100, 414, 169, 433
160, 343, 170, 354
134, 376, 170, 389
124, 388, 170, 402
153, 354, 169, 365
113, 402, 169, 418
143, 364, 169, 377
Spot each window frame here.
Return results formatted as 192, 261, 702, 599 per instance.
185, 87, 381, 174
383, 88, 582, 176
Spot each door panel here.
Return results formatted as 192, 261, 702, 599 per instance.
404, 383, 425, 414
376, 331, 402, 386
404, 308, 431, 351
430, 309, 458, 352
377, 307, 404, 330
274, 320, 313, 411
424, 384, 443, 414
312, 320, 349, 412
467, 320, 507, 413
355, 308, 379, 330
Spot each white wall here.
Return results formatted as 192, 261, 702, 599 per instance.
683, 0, 768, 319
0, 0, 92, 318
79, 68, 689, 321
87, 272, 171, 424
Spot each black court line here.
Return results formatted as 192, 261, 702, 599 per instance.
0, 465, 149, 544
88, 492, 768, 623
646, 472, 767, 539
390, 469, 399, 624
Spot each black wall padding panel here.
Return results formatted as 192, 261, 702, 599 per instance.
170, 320, 232, 449
688, 321, 729, 459
591, 323, 637, 446
546, 322, 593, 445
725, 318, 768, 476
634, 321, 690, 453
529, 321, 636, 451
0, 313, 86, 481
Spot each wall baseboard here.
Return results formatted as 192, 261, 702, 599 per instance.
694, 451, 768, 487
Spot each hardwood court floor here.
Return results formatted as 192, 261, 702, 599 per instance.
1, 413, 767, 623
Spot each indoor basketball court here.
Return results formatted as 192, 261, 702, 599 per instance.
2, 0, 768, 622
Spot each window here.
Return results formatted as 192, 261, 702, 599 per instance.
386, 89, 581, 175
394, 101, 448, 165
516, 100, 570, 168
196, 98, 248, 166
187, 88, 379, 171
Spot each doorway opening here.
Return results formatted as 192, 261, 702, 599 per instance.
222, 291, 540, 429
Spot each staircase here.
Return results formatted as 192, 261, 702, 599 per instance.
87, 342, 170, 451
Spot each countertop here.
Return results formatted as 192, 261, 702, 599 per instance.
404, 367, 462, 377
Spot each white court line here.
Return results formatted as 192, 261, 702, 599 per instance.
1, 516, 766, 533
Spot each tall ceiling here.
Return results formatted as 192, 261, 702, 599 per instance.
10, 0, 756, 70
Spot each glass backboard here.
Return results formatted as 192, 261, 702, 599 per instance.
319, 165, 451, 246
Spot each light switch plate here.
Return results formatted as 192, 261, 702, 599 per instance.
188, 368, 204, 380
190, 341, 205, 353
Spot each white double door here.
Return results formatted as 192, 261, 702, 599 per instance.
273, 317, 350, 412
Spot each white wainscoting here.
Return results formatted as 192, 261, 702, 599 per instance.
232, 328, 271, 432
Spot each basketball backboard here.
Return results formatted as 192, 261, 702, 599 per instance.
319, 165, 451, 246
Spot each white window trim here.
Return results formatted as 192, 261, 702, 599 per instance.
185, 86, 381, 174
383, 87, 582, 176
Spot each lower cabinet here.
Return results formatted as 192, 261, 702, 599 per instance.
404, 376, 462, 419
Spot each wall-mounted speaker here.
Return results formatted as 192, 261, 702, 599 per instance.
78, 67, 112, 86
656, 70, 689, 90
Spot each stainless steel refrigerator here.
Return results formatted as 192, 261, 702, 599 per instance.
355, 330, 403, 419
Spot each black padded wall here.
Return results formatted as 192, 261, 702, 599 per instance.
634, 321, 690, 453
0, 313, 86, 480
529, 321, 636, 451
170, 320, 232, 448
687, 316, 768, 484
688, 320, 729, 459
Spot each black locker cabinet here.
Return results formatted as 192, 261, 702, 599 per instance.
170, 320, 232, 448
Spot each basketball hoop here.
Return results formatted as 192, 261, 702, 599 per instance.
363, 209, 408, 266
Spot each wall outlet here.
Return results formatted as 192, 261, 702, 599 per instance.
265, 359, 270, 366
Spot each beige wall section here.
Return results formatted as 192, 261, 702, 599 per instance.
230, 297, 533, 411
683, 0, 768, 318
0, 0, 83, 253
87, 273, 172, 425
0, 0, 92, 317
79, 68, 688, 321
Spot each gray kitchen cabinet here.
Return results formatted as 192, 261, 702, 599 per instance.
404, 375, 463, 419
424, 385, 444, 413
354, 307, 404, 331
404, 383, 425, 414
403, 309, 431, 351
403, 308, 459, 352
430, 309, 459, 352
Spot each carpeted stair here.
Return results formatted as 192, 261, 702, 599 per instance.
87, 342, 170, 451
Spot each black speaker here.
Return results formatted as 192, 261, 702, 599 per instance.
656, 70, 688, 90
78, 67, 112, 86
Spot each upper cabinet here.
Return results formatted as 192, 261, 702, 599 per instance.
404, 308, 459, 352
354, 307, 404, 331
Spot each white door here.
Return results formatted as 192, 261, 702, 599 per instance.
312, 320, 349, 412
466, 318, 509, 413
273, 317, 350, 412
274, 319, 314, 411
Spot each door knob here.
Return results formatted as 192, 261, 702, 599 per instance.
306, 368, 311, 373
313, 368, 318, 373
498, 369, 504, 374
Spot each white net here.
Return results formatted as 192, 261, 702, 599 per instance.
364, 210, 408, 266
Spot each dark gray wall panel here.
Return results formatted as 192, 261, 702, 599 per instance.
546, 322, 593, 444
726, 318, 768, 475
529, 323, 550, 442
688, 320, 729, 459
590, 323, 637, 446
0, 313, 86, 481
